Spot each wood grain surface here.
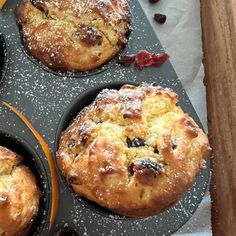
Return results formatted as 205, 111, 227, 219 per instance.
201, 1, 236, 235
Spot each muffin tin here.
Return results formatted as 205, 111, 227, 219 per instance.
0, 0, 210, 235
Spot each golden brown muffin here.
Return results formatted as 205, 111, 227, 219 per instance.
0, 146, 41, 236
16, 0, 131, 72
57, 84, 211, 217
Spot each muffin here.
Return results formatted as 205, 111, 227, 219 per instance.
16, 0, 131, 72
0, 146, 41, 236
57, 84, 211, 217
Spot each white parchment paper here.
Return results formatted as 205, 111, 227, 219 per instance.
138, 0, 211, 235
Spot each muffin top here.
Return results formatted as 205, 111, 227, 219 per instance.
0, 146, 41, 236
57, 84, 211, 217
16, 0, 131, 72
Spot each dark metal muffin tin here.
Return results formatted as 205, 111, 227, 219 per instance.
0, 33, 7, 81
0, 0, 210, 235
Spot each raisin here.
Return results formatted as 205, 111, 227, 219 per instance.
127, 137, 145, 148
154, 14, 167, 24
54, 226, 79, 236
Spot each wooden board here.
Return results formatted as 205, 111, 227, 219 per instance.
201, 1, 236, 235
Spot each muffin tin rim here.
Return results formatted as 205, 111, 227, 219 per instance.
0, 126, 51, 235
0, 32, 9, 82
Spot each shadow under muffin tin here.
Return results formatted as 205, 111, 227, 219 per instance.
0, 0, 210, 235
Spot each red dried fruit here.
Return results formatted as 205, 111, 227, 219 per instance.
135, 50, 169, 70
154, 14, 167, 24
117, 55, 136, 67
117, 50, 169, 70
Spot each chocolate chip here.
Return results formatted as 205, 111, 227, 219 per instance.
127, 137, 145, 148
54, 226, 79, 236
154, 14, 167, 24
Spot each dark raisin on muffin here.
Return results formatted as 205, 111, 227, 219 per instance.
0, 146, 41, 236
57, 84, 211, 217
16, 0, 131, 72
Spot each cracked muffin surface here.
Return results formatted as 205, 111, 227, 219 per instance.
57, 84, 211, 217
0, 146, 41, 236
16, 0, 131, 72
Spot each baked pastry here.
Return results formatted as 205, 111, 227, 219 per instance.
57, 84, 211, 217
0, 146, 41, 236
16, 0, 131, 72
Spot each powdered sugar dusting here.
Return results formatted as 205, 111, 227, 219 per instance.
0, 0, 210, 235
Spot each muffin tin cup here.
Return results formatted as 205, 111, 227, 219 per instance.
16, 5, 133, 78
0, 33, 8, 82
0, 127, 50, 236
54, 81, 210, 224
55, 82, 140, 220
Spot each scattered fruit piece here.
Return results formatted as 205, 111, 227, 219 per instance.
117, 50, 169, 70
135, 50, 169, 70
117, 55, 135, 67
154, 13, 167, 24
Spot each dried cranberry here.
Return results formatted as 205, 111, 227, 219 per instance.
127, 137, 145, 148
117, 50, 169, 70
172, 140, 177, 150
135, 50, 169, 70
154, 14, 167, 24
152, 53, 169, 66
154, 146, 159, 154
128, 158, 165, 176
117, 55, 136, 67
54, 226, 78, 236
67, 139, 77, 148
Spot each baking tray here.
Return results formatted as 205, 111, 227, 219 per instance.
0, 0, 210, 235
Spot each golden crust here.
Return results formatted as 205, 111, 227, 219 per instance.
0, 146, 41, 236
16, 0, 131, 72
57, 84, 212, 217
